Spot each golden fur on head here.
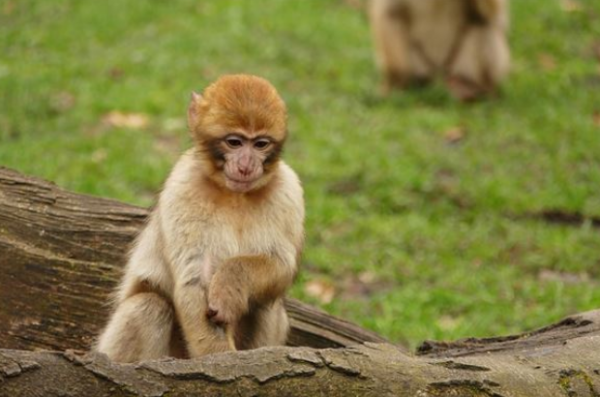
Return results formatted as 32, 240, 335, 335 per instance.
190, 74, 288, 141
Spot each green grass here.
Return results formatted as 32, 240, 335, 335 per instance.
1, 0, 600, 349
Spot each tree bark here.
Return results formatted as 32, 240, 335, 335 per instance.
1, 167, 599, 396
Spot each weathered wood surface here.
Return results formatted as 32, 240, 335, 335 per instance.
1, 309, 600, 397
1, 167, 600, 396
0, 167, 386, 352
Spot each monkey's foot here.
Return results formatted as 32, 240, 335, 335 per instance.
446, 75, 490, 102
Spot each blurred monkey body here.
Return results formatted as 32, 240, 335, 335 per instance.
369, 0, 510, 100
96, 75, 304, 362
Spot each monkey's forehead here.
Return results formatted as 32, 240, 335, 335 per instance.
197, 100, 287, 139
198, 111, 286, 140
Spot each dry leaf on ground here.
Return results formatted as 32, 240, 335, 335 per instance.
91, 149, 108, 163
560, 0, 583, 12
538, 53, 557, 71
592, 42, 600, 62
443, 127, 465, 144
103, 111, 149, 129
3, 1, 15, 15
304, 279, 336, 304
437, 315, 461, 331
50, 91, 76, 113
538, 269, 590, 284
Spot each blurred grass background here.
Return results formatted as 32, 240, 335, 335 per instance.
1, 0, 599, 349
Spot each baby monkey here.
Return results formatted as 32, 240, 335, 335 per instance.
370, 0, 510, 101
96, 75, 304, 362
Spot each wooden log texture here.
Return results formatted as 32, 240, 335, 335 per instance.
1, 166, 600, 396
1, 309, 600, 397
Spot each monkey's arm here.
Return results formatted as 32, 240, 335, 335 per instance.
228, 254, 295, 303
207, 254, 296, 326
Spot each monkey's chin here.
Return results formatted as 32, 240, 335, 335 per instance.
225, 178, 259, 193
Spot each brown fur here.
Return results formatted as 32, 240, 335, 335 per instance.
369, 0, 510, 100
96, 74, 304, 362
190, 75, 287, 141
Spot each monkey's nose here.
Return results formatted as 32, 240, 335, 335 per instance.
238, 166, 252, 177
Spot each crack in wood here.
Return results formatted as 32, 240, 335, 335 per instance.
0, 355, 22, 378
430, 360, 491, 372
318, 349, 363, 377
142, 347, 318, 385
426, 379, 505, 397
63, 351, 169, 397
0, 352, 41, 380
287, 350, 325, 367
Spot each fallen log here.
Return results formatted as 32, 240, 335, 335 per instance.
1, 167, 599, 397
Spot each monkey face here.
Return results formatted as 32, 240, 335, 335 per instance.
188, 75, 288, 194
215, 133, 280, 193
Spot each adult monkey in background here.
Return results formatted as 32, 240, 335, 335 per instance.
369, 0, 510, 101
96, 75, 304, 362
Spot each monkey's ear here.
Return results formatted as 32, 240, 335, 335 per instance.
187, 91, 203, 131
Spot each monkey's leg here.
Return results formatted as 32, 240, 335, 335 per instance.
446, 25, 509, 101
173, 282, 233, 357
259, 300, 290, 346
369, 0, 416, 94
235, 299, 290, 350
96, 293, 174, 363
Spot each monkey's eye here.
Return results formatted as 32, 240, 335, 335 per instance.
225, 137, 243, 148
253, 139, 271, 149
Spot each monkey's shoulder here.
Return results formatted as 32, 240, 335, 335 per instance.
271, 161, 304, 204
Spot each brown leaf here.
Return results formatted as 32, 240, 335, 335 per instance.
593, 112, 600, 128
154, 134, 181, 157
538, 270, 589, 284
340, 271, 394, 300
50, 91, 76, 113
3, 1, 15, 16
342, 272, 374, 299
358, 271, 377, 284
342, 0, 366, 11
592, 42, 600, 63
327, 176, 362, 195
108, 67, 125, 81
443, 127, 465, 144
91, 149, 108, 163
304, 279, 336, 304
103, 111, 149, 129
163, 118, 186, 132
560, 0, 583, 12
437, 315, 461, 331
537, 53, 557, 71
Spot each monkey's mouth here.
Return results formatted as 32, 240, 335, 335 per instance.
225, 176, 259, 192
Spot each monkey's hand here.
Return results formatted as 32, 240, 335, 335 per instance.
206, 266, 249, 326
